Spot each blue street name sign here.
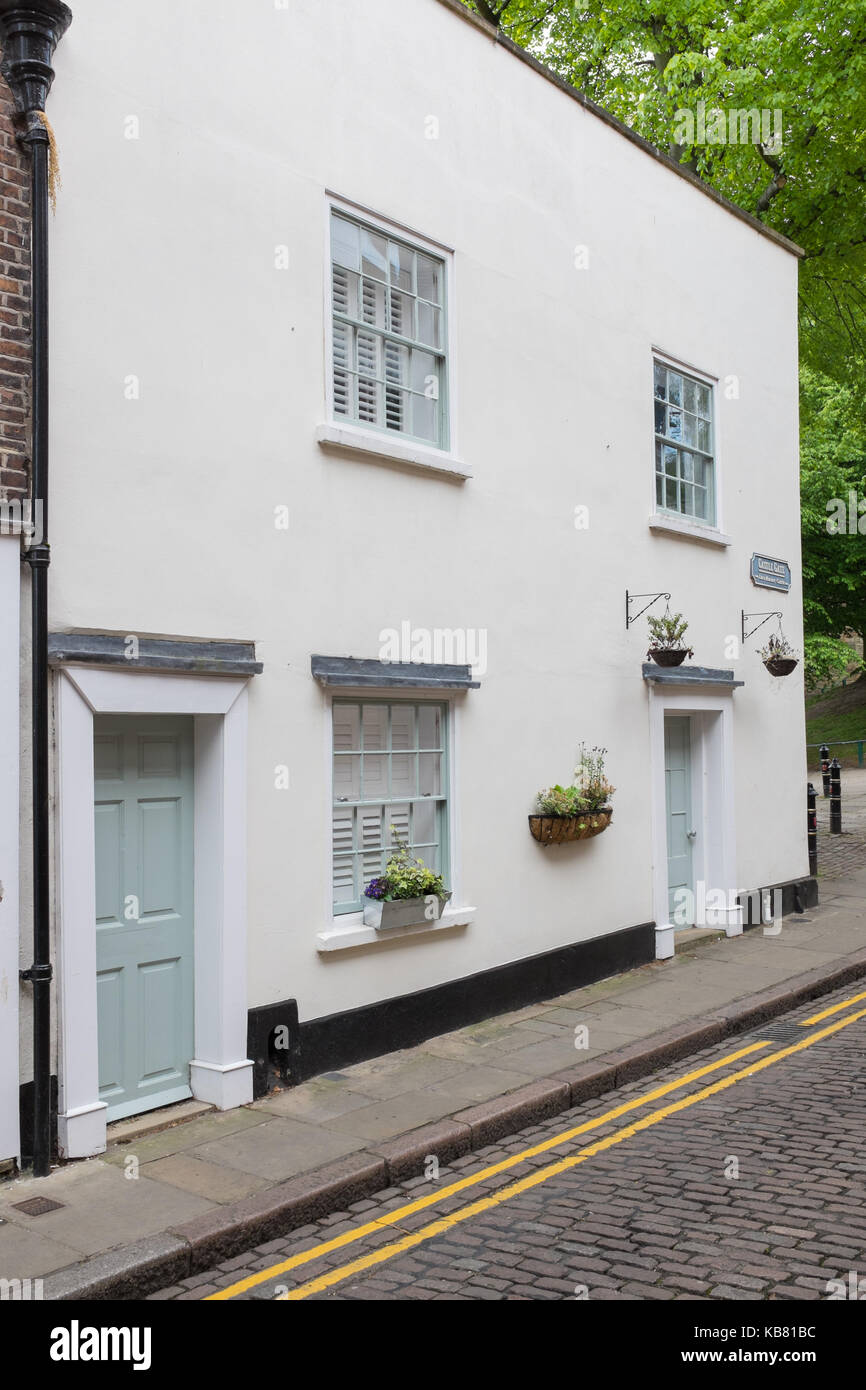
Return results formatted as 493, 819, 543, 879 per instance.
750, 554, 791, 592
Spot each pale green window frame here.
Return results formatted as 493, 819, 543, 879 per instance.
653, 359, 716, 526
329, 209, 450, 450
331, 698, 450, 915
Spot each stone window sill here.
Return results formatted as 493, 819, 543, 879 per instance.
317, 422, 471, 480
649, 513, 731, 547
316, 905, 475, 953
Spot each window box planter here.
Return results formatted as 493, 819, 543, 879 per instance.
764, 656, 798, 677
528, 809, 613, 844
648, 649, 689, 667
363, 892, 452, 930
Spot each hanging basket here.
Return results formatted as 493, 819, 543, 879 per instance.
648, 649, 689, 667
528, 810, 613, 844
764, 656, 798, 677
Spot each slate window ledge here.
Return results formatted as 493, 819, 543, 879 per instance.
48, 633, 262, 676
649, 513, 731, 548
316, 905, 476, 953
312, 654, 480, 690
317, 422, 471, 480
642, 663, 744, 688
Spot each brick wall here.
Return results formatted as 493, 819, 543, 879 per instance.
0, 75, 30, 503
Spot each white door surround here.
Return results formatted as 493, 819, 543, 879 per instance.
56, 665, 253, 1159
649, 685, 741, 959
0, 536, 21, 1164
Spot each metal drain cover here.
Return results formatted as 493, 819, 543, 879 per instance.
758, 1021, 809, 1043
11, 1196, 64, 1216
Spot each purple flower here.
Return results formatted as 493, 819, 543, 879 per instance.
364, 877, 388, 900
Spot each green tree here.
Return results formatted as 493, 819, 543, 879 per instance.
800, 367, 866, 676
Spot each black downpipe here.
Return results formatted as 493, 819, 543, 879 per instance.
0, 1, 71, 1177
24, 124, 51, 1176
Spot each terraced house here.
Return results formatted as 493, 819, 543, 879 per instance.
0, 0, 810, 1177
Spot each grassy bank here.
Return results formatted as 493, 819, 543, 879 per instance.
806, 675, 866, 767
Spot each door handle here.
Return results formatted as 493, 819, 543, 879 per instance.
686, 830, 697, 840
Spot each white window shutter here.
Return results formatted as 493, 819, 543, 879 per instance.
331, 266, 351, 418
329, 209, 447, 448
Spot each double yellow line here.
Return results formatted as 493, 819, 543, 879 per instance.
802, 988, 866, 1026
206, 995, 866, 1302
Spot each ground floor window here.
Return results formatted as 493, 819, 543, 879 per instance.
331, 698, 449, 913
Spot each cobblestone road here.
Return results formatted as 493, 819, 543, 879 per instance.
815, 768, 866, 879
151, 982, 866, 1302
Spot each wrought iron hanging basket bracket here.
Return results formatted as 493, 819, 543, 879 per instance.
626, 590, 671, 630
741, 610, 782, 644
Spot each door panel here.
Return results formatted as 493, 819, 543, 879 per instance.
138, 799, 183, 918
140, 958, 185, 1079
94, 731, 123, 780
96, 970, 123, 1096
94, 801, 124, 923
665, 716, 694, 922
94, 715, 194, 1122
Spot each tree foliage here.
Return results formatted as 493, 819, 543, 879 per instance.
803, 633, 857, 689
800, 367, 866, 655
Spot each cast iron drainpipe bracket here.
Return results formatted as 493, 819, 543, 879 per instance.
19, 963, 52, 983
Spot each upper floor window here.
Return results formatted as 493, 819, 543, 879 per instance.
329, 209, 449, 449
653, 360, 716, 526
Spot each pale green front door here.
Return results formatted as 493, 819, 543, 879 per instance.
94, 715, 194, 1121
664, 716, 694, 923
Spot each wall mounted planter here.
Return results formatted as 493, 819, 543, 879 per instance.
363, 892, 452, 930
764, 656, 798, 677
648, 649, 689, 667
528, 810, 613, 845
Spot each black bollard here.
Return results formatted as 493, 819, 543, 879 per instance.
830, 757, 842, 833
819, 743, 830, 798
807, 782, 818, 876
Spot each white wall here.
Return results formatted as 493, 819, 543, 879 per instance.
42, 0, 804, 1024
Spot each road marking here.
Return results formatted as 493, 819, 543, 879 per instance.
277, 1006, 866, 1301
801, 988, 866, 1025
206, 1039, 768, 1300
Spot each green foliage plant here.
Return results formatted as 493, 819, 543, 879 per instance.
647, 611, 694, 655
536, 743, 615, 816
